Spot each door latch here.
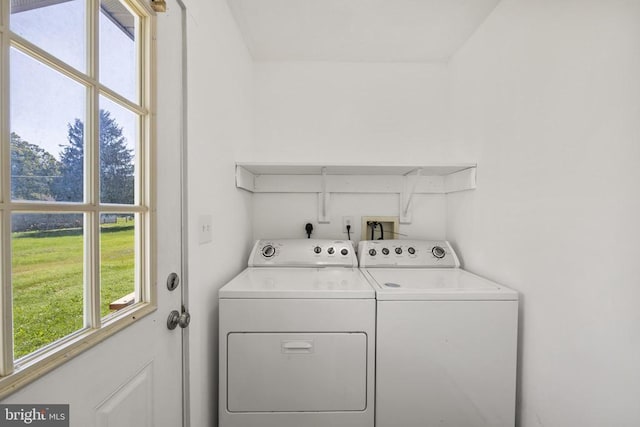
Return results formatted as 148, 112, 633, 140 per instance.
167, 307, 191, 330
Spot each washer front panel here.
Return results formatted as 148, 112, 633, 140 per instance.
376, 300, 518, 427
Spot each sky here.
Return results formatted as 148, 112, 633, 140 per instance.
10, 0, 137, 160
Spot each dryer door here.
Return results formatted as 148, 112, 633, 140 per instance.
227, 332, 367, 412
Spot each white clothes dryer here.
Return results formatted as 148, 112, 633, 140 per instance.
219, 239, 375, 427
358, 240, 518, 427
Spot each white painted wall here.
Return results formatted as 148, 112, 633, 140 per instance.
248, 61, 452, 163
252, 193, 447, 243
248, 61, 458, 241
183, 0, 254, 425
447, 1, 640, 426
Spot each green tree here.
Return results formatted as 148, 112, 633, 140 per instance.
52, 119, 84, 202
10, 132, 61, 201
54, 110, 134, 204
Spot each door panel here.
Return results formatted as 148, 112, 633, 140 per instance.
95, 364, 153, 427
1, 2, 187, 426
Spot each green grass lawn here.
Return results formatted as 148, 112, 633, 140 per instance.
12, 221, 134, 359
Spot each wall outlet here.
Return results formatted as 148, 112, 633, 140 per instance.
343, 216, 354, 230
361, 216, 399, 241
198, 214, 212, 244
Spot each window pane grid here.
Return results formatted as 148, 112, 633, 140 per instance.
9, 36, 93, 98
10, 0, 87, 73
10, 47, 86, 203
100, 213, 136, 318
8, 38, 147, 115
11, 212, 85, 359
1, 0, 151, 382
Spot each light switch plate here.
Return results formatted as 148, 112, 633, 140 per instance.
198, 215, 212, 244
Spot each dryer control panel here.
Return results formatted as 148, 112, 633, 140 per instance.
358, 240, 460, 268
249, 239, 357, 267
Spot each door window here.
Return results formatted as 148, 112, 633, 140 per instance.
0, 0, 155, 396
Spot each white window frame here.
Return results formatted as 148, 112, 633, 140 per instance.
0, 0, 157, 398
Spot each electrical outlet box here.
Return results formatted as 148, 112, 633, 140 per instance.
343, 216, 354, 239
361, 216, 399, 241
343, 216, 354, 229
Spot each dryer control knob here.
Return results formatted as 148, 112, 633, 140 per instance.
408, 247, 416, 255
382, 248, 390, 255
395, 247, 402, 255
341, 248, 349, 256
314, 246, 322, 254
432, 246, 446, 259
369, 249, 377, 256
262, 245, 275, 258
327, 247, 335, 254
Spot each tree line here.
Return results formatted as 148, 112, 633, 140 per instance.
11, 109, 134, 205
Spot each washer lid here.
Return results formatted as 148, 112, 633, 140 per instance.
219, 267, 375, 299
363, 268, 518, 301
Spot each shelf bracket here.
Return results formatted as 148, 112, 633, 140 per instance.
400, 167, 422, 224
318, 167, 331, 223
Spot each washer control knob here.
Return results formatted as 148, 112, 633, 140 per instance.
382, 248, 390, 255
432, 246, 446, 259
408, 247, 416, 255
341, 248, 349, 256
262, 245, 275, 258
395, 247, 402, 255
369, 249, 377, 256
314, 246, 322, 254
327, 247, 335, 255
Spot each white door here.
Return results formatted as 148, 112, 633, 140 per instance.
151, 0, 190, 425
2, 2, 189, 426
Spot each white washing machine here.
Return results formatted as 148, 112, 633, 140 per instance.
219, 239, 375, 427
358, 239, 518, 427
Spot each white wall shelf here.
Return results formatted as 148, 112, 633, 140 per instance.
235, 162, 477, 223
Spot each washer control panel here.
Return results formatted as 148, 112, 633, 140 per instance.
357, 240, 460, 268
249, 239, 357, 267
